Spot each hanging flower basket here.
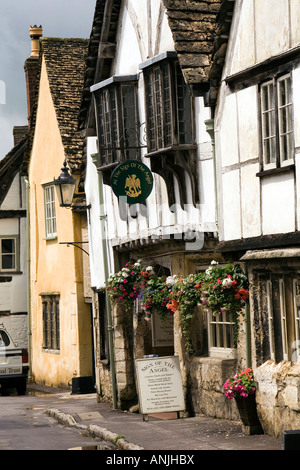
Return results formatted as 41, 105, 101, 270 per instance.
107, 260, 153, 312
234, 394, 262, 430
199, 262, 249, 345
107, 260, 249, 354
139, 275, 174, 320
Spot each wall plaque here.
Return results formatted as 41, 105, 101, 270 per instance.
135, 355, 185, 418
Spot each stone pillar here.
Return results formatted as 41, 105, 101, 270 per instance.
171, 253, 196, 412
114, 305, 137, 409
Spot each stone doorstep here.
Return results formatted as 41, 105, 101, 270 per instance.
148, 412, 179, 420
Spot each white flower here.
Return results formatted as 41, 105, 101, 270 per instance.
206, 267, 212, 274
222, 278, 232, 288
122, 273, 129, 278
134, 262, 141, 267
146, 266, 154, 272
166, 276, 176, 285
122, 267, 130, 272
211, 260, 218, 265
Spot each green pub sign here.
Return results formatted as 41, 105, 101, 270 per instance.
111, 160, 154, 203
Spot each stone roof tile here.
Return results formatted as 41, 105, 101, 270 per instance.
41, 38, 88, 172
23, 38, 88, 176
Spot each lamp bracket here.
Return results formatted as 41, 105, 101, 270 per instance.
59, 241, 89, 256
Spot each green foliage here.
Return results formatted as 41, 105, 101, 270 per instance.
107, 261, 249, 353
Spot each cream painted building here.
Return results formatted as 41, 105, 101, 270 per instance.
22, 29, 94, 389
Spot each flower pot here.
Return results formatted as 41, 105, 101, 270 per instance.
235, 394, 263, 435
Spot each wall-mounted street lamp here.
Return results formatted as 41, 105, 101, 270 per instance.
53, 161, 76, 207
53, 161, 90, 211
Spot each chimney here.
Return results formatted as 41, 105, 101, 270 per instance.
13, 126, 28, 145
24, 25, 43, 124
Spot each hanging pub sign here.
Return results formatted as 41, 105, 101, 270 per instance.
111, 160, 153, 203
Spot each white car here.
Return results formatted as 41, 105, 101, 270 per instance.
0, 325, 29, 395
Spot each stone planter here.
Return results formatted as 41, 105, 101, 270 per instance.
235, 394, 263, 435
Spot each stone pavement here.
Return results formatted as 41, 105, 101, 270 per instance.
27, 383, 283, 451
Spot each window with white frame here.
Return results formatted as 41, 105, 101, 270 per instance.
260, 73, 294, 169
0, 237, 17, 272
207, 310, 236, 358
266, 276, 300, 364
44, 184, 57, 239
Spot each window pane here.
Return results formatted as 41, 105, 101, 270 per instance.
122, 85, 139, 160
144, 72, 156, 151
278, 75, 293, 162
56, 301, 60, 350
43, 301, 49, 349
162, 63, 172, 147
2, 239, 14, 254
2, 255, 15, 270
176, 62, 193, 144
154, 67, 163, 149
1, 239, 16, 270
261, 82, 276, 165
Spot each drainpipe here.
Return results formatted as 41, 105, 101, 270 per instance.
204, 119, 252, 367
205, 118, 218, 227
24, 177, 32, 381
91, 153, 117, 410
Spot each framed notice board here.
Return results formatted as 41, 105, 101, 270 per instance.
135, 356, 185, 419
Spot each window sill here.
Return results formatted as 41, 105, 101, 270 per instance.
209, 348, 237, 360
0, 271, 22, 275
43, 235, 57, 241
256, 164, 295, 178
97, 162, 119, 172
42, 348, 60, 354
145, 144, 197, 158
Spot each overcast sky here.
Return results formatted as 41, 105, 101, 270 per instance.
0, 0, 96, 159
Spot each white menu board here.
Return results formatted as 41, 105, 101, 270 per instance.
135, 356, 185, 415
151, 311, 174, 347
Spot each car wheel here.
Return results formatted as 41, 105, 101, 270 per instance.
16, 380, 27, 395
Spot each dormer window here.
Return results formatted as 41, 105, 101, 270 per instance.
140, 52, 198, 206
91, 75, 141, 169
141, 52, 194, 154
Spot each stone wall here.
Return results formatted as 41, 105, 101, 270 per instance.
188, 356, 239, 420
256, 360, 300, 438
